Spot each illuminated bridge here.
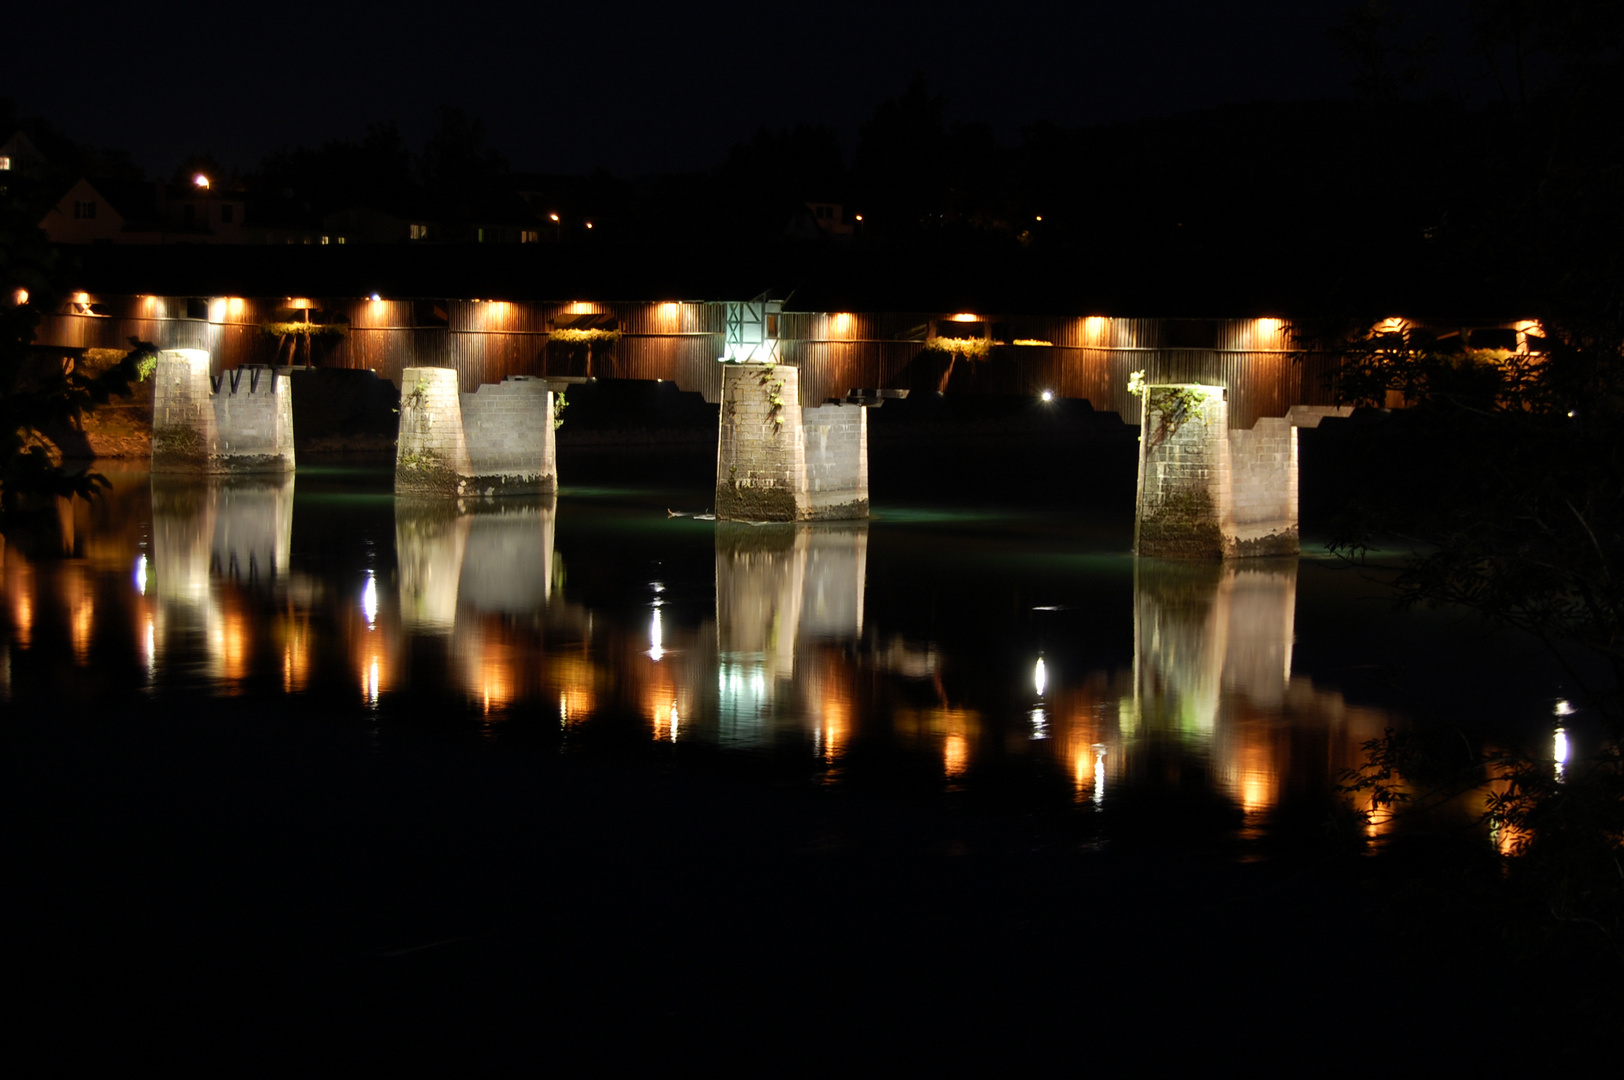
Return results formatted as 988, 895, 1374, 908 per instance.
37, 280, 1535, 558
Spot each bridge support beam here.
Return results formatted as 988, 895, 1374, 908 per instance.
715, 363, 868, 521
1135, 387, 1351, 559
151, 350, 295, 474
1134, 384, 1297, 559
396, 368, 557, 497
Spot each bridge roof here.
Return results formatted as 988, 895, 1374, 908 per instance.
60, 238, 1529, 322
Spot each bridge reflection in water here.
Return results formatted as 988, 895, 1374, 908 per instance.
395, 497, 557, 632
148, 476, 294, 691
698, 530, 1386, 825
4, 477, 1400, 835
714, 523, 867, 748
393, 496, 576, 713
1111, 559, 1386, 825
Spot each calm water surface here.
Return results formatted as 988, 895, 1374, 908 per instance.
1, 464, 1579, 846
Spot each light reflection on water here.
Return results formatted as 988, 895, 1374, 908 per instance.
0, 469, 1580, 843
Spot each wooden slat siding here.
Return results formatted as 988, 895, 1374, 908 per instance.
41, 307, 217, 363
346, 298, 416, 384
36, 297, 1353, 422
616, 300, 711, 337
1295, 349, 1344, 408
796, 309, 908, 405
612, 335, 724, 400
780, 310, 867, 405
610, 301, 725, 400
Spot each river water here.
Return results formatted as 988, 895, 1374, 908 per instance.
1, 464, 1579, 847
11, 460, 1613, 1069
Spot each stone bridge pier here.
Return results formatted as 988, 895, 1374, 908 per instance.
1134, 384, 1348, 559
395, 367, 561, 497
151, 349, 295, 474
714, 363, 872, 521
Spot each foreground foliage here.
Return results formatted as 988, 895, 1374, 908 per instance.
1338, 726, 1623, 959
1317, 325, 1624, 959
1, 193, 152, 519
1330, 335, 1624, 696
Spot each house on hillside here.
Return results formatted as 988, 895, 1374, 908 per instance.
0, 130, 48, 182
156, 179, 249, 242
40, 176, 355, 244
781, 200, 854, 241
325, 191, 544, 244
39, 176, 254, 244
244, 189, 348, 245
804, 201, 853, 237
324, 204, 434, 243
38, 177, 145, 243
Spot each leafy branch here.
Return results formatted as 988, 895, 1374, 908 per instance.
757, 366, 787, 430
259, 321, 348, 338
548, 328, 622, 344
923, 334, 992, 359
1129, 372, 1208, 444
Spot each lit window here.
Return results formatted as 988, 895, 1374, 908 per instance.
409, 224, 427, 240
320, 235, 330, 245
520, 229, 538, 243
0, 155, 12, 170
336, 236, 346, 245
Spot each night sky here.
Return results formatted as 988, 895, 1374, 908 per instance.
6, 0, 1435, 177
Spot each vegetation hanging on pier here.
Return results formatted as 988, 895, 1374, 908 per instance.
922, 334, 991, 359
1128, 371, 1208, 443
548, 328, 622, 378
547, 328, 622, 345
261, 313, 348, 367
259, 320, 349, 339
921, 335, 992, 393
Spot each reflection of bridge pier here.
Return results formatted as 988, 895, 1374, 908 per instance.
148, 476, 295, 686
151, 476, 294, 598
394, 496, 559, 710
714, 522, 867, 742
1117, 557, 1299, 814
1133, 558, 1296, 729
395, 496, 557, 632
1115, 556, 1384, 819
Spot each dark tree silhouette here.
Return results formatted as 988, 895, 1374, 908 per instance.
0, 193, 150, 521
